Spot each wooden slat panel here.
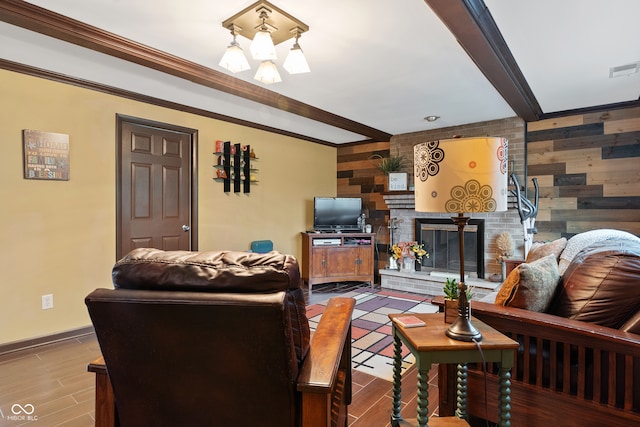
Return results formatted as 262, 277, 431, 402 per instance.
567, 221, 640, 235
527, 139, 554, 153
624, 355, 633, 411
528, 175, 555, 187
587, 183, 638, 199
523, 336, 531, 383
602, 142, 640, 159
593, 349, 601, 403
583, 106, 640, 124
558, 185, 603, 198
567, 156, 640, 174
527, 123, 603, 143
538, 197, 577, 210
551, 209, 640, 222
577, 197, 640, 209
528, 163, 566, 176
550, 341, 558, 391
577, 347, 586, 399
588, 168, 640, 185
534, 231, 563, 242
563, 344, 571, 393
527, 115, 583, 132
608, 352, 617, 407
554, 131, 640, 151
604, 117, 640, 134
534, 221, 568, 234
529, 147, 602, 165
336, 159, 379, 171
536, 337, 544, 387
554, 173, 587, 186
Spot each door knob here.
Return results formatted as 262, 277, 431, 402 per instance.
182, 225, 190, 232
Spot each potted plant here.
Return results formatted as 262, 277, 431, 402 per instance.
443, 278, 473, 323
371, 150, 407, 191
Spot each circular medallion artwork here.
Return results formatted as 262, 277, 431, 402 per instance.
445, 179, 497, 213
414, 141, 444, 182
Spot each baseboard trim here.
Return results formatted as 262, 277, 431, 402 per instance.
0, 325, 95, 356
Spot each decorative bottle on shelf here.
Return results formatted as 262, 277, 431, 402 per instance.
359, 213, 366, 232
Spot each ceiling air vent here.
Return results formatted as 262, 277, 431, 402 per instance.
609, 62, 640, 78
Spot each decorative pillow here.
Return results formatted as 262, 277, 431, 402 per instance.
548, 238, 640, 329
558, 229, 640, 275
495, 255, 560, 312
526, 237, 567, 263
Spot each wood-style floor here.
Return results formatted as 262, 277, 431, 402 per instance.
0, 332, 438, 426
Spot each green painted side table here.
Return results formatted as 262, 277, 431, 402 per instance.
388, 312, 519, 427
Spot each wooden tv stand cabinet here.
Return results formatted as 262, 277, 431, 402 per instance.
301, 232, 375, 292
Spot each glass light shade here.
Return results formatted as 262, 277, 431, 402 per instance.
250, 30, 277, 60
413, 137, 508, 213
283, 43, 310, 74
254, 60, 282, 84
218, 41, 250, 73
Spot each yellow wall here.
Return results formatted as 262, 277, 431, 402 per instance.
0, 69, 336, 346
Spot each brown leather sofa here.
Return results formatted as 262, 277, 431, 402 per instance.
437, 237, 640, 426
86, 248, 354, 427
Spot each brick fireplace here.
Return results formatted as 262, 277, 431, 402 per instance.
380, 192, 524, 296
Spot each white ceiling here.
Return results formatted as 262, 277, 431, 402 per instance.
1, 0, 639, 144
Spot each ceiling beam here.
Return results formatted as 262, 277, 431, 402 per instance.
0, 0, 392, 142
425, 0, 542, 122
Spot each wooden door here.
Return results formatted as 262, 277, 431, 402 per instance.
117, 116, 197, 259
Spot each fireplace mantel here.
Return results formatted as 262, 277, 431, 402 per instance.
382, 192, 415, 210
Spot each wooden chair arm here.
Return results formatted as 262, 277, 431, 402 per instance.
297, 297, 355, 392
433, 295, 640, 354
298, 297, 354, 427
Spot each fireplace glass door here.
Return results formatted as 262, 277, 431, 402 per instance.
415, 219, 484, 278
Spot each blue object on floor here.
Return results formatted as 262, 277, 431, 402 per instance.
250, 240, 273, 253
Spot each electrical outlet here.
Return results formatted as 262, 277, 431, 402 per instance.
41, 294, 54, 310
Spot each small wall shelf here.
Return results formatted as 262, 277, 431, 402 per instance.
213, 140, 258, 193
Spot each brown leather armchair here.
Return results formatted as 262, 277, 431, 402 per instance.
86, 248, 354, 427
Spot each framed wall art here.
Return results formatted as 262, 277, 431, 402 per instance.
23, 130, 70, 181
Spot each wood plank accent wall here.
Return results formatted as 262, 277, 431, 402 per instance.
527, 106, 640, 240
337, 141, 391, 280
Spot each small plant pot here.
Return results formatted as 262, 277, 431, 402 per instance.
444, 298, 459, 324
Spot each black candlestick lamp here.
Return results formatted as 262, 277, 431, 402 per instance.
413, 137, 509, 341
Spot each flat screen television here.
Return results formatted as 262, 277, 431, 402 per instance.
313, 197, 362, 232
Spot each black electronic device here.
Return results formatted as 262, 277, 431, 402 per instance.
313, 197, 362, 232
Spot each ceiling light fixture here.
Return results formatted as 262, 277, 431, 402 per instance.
250, 8, 277, 61
220, 1, 309, 84
254, 60, 282, 84
218, 25, 251, 73
283, 27, 310, 74
424, 115, 440, 122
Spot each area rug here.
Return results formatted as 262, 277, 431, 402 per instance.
306, 287, 438, 381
